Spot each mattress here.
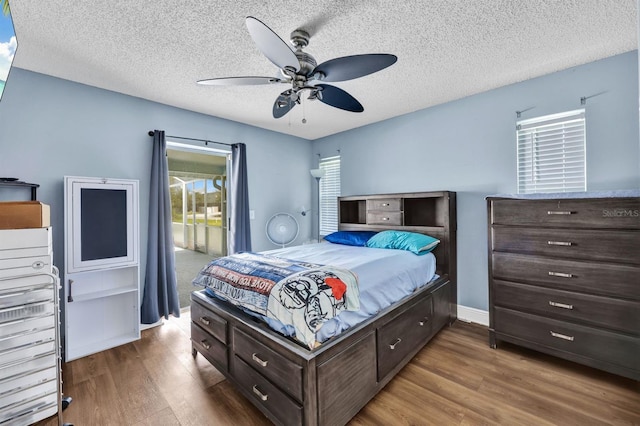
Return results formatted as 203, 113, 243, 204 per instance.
201, 241, 437, 344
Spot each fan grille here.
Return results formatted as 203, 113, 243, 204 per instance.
266, 213, 299, 247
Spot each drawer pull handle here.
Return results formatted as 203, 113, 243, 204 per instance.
252, 353, 268, 367
547, 241, 572, 246
389, 338, 402, 350
382, 203, 390, 207
548, 271, 573, 278
201, 340, 211, 350
549, 301, 573, 310
252, 385, 268, 401
382, 217, 390, 221
547, 211, 573, 215
418, 317, 429, 326
550, 331, 574, 342
67, 279, 74, 303
199, 317, 210, 326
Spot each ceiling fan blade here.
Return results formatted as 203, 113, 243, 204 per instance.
246, 16, 300, 72
272, 92, 297, 119
196, 76, 284, 86
313, 54, 397, 82
315, 84, 364, 112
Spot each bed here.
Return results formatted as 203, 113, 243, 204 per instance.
190, 191, 457, 425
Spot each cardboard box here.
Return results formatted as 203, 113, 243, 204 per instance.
0, 201, 51, 229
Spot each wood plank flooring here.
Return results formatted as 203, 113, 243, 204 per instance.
39, 311, 639, 425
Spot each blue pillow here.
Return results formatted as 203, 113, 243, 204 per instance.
366, 230, 440, 255
324, 231, 378, 247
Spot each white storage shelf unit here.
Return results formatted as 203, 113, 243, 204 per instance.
64, 266, 139, 361
0, 227, 62, 425
64, 176, 140, 362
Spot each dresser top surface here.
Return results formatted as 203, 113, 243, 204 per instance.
487, 190, 639, 200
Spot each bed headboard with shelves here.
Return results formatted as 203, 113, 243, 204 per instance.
338, 190, 457, 284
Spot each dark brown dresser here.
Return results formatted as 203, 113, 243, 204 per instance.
487, 192, 640, 380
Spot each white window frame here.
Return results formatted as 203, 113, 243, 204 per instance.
318, 156, 340, 236
517, 109, 586, 194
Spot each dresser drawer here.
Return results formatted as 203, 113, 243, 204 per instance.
191, 323, 227, 371
191, 301, 227, 344
0, 377, 58, 414
0, 341, 57, 369
0, 228, 51, 257
492, 227, 640, 265
490, 198, 640, 229
0, 255, 52, 279
0, 275, 55, 292
377, 295, 433, 380
493, 280, 640, 335
0, 328, 55, 353
494, 308, 640, 371
2, 394, 57, 426
0, 353, 57, 383
367, 198, 402, 211
232, 355, 302, 426
233, 328, 303, 402
492, 252, 640, 300
0, 364, 57, 396
367, 211, 402, 226
0, 314, 55, 340
0, 285, 55, 310
0, 300, 56, 325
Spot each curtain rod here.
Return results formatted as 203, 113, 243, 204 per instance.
147, 130, 234, 147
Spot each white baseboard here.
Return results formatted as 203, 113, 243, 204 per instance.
456, 305, 489, 326
140, 319, 163, 331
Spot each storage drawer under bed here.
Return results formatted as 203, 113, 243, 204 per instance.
191, 322, 228, 372
232, 355, 302, 426
233, 328, 303, 402
377, 295, 433, 380
191, 301, 227, 344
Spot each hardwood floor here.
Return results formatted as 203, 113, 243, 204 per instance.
40, 311, 639, 425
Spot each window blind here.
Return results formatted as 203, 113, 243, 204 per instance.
517, 109, 586, 194
319, 156, 340, 236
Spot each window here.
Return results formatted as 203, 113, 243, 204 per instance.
517, 109, 586, 194
319, 156, 340, 236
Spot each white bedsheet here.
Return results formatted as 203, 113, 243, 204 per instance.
263, 242, 437, 343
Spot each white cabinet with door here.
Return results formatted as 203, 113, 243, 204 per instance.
63, 176, 140, 361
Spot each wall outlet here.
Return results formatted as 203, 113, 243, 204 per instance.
249, 210, 255, 220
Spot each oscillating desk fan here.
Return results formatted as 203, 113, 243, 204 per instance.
266, 213, 299, 248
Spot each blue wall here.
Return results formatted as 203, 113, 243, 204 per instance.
1, 52, 638, 314
312, 51, 640, 311
0, 68, 314, 286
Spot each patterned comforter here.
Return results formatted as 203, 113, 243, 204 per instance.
192, 252, 359, 348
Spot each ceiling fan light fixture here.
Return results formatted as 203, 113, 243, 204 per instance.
308, 89, 322, 101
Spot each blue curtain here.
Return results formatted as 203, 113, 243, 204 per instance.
141, 130, 180, 323
229, 143, 252, 254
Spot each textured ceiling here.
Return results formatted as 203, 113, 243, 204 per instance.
9, 0, 638, 140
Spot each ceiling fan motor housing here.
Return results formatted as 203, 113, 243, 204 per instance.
295, 51, 317, 77
290, 29, 318, 77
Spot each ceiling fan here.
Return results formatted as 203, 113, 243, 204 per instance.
197, 17, 397, 119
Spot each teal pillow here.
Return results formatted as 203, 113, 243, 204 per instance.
366, 230, 440, 255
